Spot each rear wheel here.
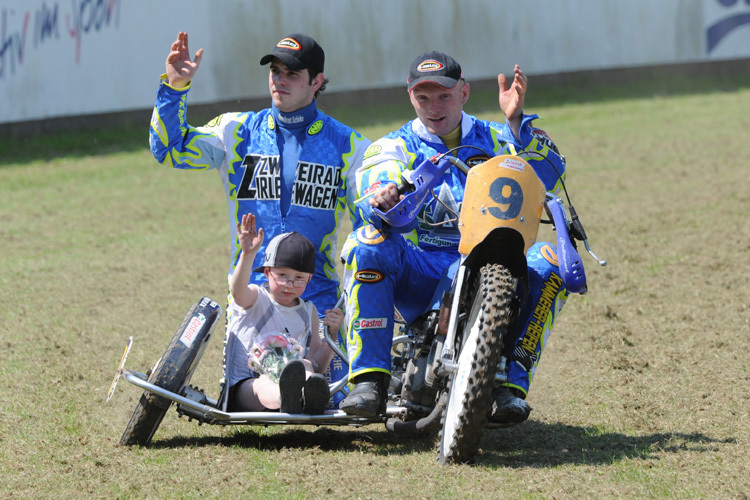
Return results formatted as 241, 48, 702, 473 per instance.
437, 264, 515, 464
120, 298, 220, 446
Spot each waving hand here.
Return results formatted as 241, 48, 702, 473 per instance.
498, 65, 528, 140
166, 31, 204, 88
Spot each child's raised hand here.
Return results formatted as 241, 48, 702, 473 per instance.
322, 307, 344, 335
237, 213, 264, 254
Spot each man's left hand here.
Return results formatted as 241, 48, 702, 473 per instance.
498, 65, 527, 140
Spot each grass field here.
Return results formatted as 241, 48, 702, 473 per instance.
1, 65, 749, 499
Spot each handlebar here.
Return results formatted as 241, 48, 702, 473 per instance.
372, 155, 453, 228
567, 205, 607, 266
372, 153, 606, 270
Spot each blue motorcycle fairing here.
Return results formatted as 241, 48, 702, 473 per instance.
545, 197, 587, 294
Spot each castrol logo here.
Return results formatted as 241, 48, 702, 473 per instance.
503, 158, 526, 172
180, 313, 206, 348
354, 317, 387, 330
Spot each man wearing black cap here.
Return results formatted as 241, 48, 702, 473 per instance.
149, 32, 371, 328
339, 51, 569, 426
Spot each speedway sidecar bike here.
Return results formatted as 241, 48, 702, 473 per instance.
110, 152, 604, 464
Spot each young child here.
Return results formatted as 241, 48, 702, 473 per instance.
226, 213, 343, 414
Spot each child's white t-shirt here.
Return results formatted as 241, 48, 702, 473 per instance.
225, 284, 315, 389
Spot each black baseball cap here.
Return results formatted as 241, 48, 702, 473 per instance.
407, 51, 463, 92
253, 231, 316, 274
260, 33, 325, 74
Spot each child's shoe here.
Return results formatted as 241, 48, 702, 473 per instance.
279, 360, 305, 413
303, 374, 331, 415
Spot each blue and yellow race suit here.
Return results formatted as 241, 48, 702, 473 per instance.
149, 77, 371, 314
341, 112, 568, 396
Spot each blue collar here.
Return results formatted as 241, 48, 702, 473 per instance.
271, 100, 317, 130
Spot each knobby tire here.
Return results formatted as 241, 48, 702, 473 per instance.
119, 302, 205, 446
437, 263, 515, 464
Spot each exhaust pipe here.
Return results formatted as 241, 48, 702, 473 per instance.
385, 393, 447, 435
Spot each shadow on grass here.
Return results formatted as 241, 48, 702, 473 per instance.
147, 420, 736, 467
480, 421, 737, 468
0, 123, 150, 168
150, 425, 437, 456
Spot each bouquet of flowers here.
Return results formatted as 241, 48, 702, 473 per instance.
248, 332, 305, 383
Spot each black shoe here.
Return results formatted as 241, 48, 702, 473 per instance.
302, 374, 331, 415
488, 387, 531, 427
279, 360, 305, 414
339, 372, 389, 417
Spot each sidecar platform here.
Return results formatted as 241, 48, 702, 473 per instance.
121, 368, 402, 427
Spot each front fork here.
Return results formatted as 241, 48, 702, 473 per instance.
434, 262, 510, 384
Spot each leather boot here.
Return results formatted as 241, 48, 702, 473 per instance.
339, 372, 389, 417
488, 387, 531, 427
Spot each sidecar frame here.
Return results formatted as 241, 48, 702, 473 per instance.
119, 366, 401, 427
112, 295, 407, 440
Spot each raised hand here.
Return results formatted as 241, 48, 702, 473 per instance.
166, 31, 204, 88
498, 64, 527, 123
237, 212, 264, 255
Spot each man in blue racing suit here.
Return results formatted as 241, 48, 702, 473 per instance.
150, 32, 371, 317
339, 51, 569, 426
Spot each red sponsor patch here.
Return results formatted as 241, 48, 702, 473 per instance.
180, 313, 206, 347
363, 181, 382, 197
354, 317, 388, 329
502, 158, 526, 172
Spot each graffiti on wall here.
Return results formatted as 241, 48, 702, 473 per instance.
0, 0, 120, 79
707, 0, 750, 52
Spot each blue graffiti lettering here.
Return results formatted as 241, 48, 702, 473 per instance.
0, 8, 30, 79
34, 3, 60, 48
0, 0, 119, 80
66, 0, 121, 63
707, 0, 750, 52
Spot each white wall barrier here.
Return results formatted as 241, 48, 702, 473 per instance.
1, 0, 749, 125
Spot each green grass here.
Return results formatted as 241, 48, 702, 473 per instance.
1, 63, 749, 499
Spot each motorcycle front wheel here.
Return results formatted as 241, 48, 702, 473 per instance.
437, 263, 516, 464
